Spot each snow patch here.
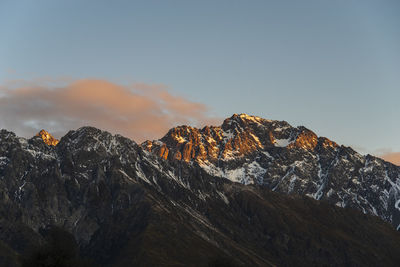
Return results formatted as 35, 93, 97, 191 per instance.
326, 188, 335, 197
395, 199, 400, 211
0, 156, 8, 167
262, 151, 273, 159
288, 175, 297, 193
217, 191, 229, 204
199, 160, 266, 185
25, 148, 56, 160
274, 138, 292, 147
222, 130, 234, 142
272, 165, 295, 191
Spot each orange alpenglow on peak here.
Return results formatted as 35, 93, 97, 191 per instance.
36, 129, 59, 146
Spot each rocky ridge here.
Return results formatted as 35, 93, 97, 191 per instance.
144, 113, 400, 229
1, 115, 400, 266
144, 114, 338, 163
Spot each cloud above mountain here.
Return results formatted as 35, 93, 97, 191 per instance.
381, 152, 400, 166
0, 79, 220, 142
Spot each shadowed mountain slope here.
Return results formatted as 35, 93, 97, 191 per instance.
1, 116, 400, 266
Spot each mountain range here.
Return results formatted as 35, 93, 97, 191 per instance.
145, 114, 400, 228
1, 114, 400, 266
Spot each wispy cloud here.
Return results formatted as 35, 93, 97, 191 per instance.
372, 148, 400, 166
380, 152, 400, 166
0, 79, 220, 142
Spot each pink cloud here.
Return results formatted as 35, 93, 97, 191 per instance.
380, 153, 400, 166
0, 79, 221, 142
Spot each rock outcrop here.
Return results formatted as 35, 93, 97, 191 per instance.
36, 129, 59, 146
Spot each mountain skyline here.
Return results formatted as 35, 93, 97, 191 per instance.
24, 113, 400, 229
2, 99, 399, 167
0, 78, 399, 166
1, 2, 399, 266
1, 115, 400, 266
1, 1, 399, 165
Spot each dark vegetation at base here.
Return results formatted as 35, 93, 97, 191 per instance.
207, 257, 242, 267
2, 190, 400, 266
20, 226, 94, 267
0, 240, 20, 267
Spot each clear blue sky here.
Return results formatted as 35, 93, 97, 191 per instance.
0, 0, 399, 154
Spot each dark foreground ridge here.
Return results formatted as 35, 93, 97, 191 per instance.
0, 115, 399, 266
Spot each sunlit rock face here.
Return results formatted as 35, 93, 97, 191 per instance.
144, 114, 284, 163
36, 129, 59, 146
143, 114, 400, 231
144, 114, 338, 164
143, 114, 338, 181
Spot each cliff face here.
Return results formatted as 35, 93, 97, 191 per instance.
144, 114, 337, 163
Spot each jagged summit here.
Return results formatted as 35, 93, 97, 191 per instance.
221, 113, 274, 128
224, 113, 271, 124
36, 129, 59, 146
143, 113, 337, 163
